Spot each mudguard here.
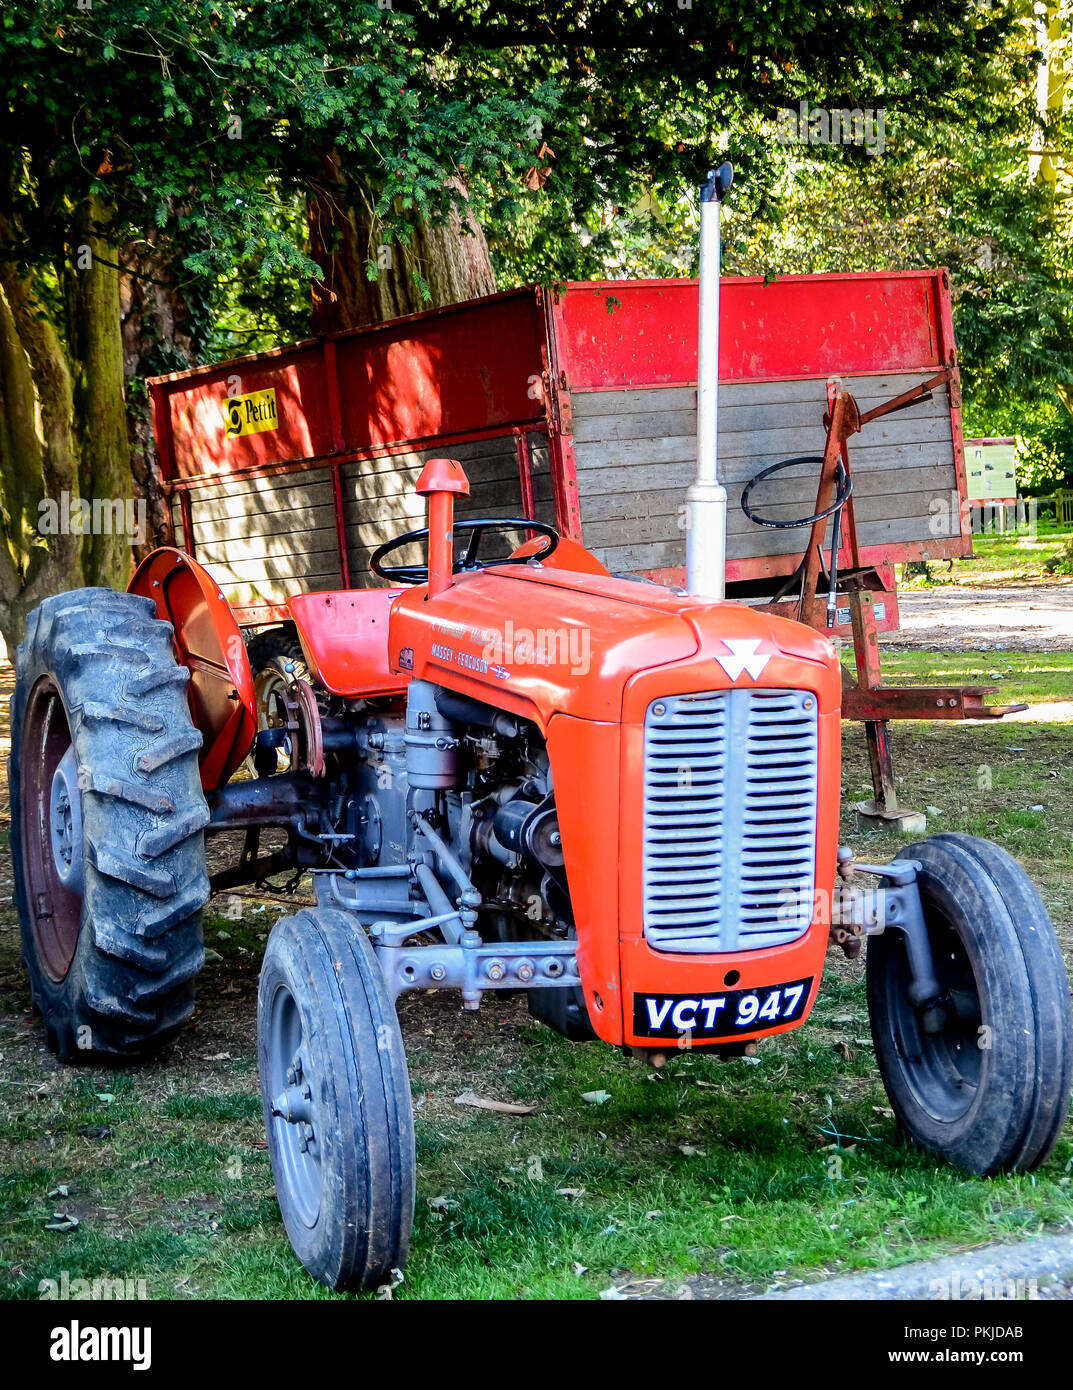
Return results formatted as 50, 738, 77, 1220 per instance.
130, 548, 257, 789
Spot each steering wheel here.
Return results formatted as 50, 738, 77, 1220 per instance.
370, 517, 559, 585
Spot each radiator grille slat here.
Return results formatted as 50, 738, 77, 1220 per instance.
642, 688, 818, 953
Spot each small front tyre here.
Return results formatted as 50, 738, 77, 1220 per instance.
867, 833, 1073, 1175
258, 908, 415, 1291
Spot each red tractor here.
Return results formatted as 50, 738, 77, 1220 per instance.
9, 171, 1072, 1292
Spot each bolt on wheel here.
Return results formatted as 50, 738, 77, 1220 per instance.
265, 986, 323, 1230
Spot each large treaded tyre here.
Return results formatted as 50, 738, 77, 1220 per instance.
10, 589, 211, 1060
867, 833, 1073, 1175
258, 908, 415, 1291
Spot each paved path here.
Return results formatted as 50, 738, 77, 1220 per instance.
753, 1233, 1073, 1301
885, 584, 1073, 652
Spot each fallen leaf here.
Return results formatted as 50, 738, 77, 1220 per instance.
678, 1144, 706, 1157
581, 1089, 611, 1106
47, 1184, 69, 1199
454, 1090, 538, 1116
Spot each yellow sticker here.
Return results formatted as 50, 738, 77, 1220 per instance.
223, 388, 278, 438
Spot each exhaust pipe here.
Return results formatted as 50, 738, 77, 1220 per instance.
685, 163, 733, 600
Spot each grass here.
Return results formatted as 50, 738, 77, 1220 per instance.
900, 520, 1073, 588
1, 657, 1072, 1300
855, 649, 1073, 710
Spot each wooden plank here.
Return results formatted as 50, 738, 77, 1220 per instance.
571, 392, 947, 446
574, 463, 955, 526
574, 415, 950, 472
571, 373, 948, 417
579, 486, 954, 550
193, 537, 340, 570
177, 467, 334, 503
198, 551, 342, 583
188, 484, 336, 524
338, 435, 526, 483
595, 508, 945, 571
190, 503, 341, 544
572, 440, 957, 498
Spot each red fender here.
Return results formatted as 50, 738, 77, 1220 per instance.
129, 548, 257, 790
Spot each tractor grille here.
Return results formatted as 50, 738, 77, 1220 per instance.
641, 688, 818, 953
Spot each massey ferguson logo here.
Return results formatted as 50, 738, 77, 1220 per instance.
713, 638, 771, 681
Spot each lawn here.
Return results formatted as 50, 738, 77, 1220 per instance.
901, 519, 1073, 588
1, 657, 1072, 1300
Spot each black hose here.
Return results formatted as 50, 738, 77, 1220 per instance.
739, 454, 852, 529
739, 453, 854, 628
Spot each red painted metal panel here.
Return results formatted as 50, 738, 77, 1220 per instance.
148, 289, 548, 485
550, 271, 945, 390
158, 345, 333, 482
333, 290, 546, 450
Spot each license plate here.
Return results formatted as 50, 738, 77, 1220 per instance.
632, 977, 813, 1041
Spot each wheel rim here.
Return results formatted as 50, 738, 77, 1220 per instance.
877, 910, 984, 1124
20, 677, 82, 982
251, 663, 304, 773
266, 981, 323, 1229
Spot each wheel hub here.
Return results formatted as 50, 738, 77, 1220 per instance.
267, 998, 324, 1228
49, 746, 84, 896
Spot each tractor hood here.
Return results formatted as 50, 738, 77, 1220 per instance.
388, 563, 841, 730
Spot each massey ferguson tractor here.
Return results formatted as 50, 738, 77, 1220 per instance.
10, 168, 1072, 1292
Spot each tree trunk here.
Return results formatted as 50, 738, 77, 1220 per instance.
120, 234, 196, 561
66, 197, 134, 589
0, 218, 83, 655
309, 153, 496, 332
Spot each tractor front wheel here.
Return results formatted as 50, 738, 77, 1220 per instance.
867, 833, 1072, 1175
257, 908, 415, 1291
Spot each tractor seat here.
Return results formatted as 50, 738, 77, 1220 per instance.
288, 589, 410, 699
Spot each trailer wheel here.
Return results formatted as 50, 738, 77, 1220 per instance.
867, 833, 1072, 1174
10, 590, 210, 1060
258, 908, 415, 1290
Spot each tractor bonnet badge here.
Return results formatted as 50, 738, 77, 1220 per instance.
714, 638, 771, 681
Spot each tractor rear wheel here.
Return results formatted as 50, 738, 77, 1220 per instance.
867, 833, 1072, 1174
257, 908, 415, 1290
10, 590, 210, 1060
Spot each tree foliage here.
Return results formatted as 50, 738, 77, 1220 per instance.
0, 0, 1068, 646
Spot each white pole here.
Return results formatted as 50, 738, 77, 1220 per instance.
686, 164, 733, 600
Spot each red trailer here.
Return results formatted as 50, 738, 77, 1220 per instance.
148, 269, 1014, 821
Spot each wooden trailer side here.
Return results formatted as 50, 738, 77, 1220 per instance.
547, 272, 971, 586
148, 290, 553, 623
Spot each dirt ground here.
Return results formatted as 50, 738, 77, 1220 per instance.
886, 584, 1073, 652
